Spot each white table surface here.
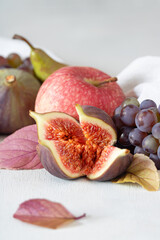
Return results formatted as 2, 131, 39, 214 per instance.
0, 134, 160, 240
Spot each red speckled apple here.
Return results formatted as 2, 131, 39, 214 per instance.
35, 66, 125, 119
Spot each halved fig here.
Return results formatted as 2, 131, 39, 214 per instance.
75, 104, 117, 146
30, 105, 132, 181
30, 111, 85, 179
87, 146, 132, 181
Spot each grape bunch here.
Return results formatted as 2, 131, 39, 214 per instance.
113, 97, 160, 169
0, 54, 34, 75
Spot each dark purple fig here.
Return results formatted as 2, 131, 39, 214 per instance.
0, 68, 41, 134
30, 105, 131, 181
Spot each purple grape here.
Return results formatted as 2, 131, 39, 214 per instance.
127, 145, 135, 155
149, 107, 160, 122
157, 146, 160, 159
142, 134, 159, 154
134, 146, 149, 156
129, 128, 147, 147
140, 99, 157, 110
149, 107, 158, 114
158, 105, 160, 114
135, 109, 158, 132
112, 114, 123, 131
122, 97, 139, 107
120, 104, 139, 127
152, 123, 160, 139
118, 126, 132, 146
116, 142, 135, 154
149, 154, 160, 170
114, 105, 122, 115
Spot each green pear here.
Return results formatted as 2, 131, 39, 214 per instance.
13, 34, 66, 82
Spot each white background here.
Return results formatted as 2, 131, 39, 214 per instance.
1, 0, 160, 75
1, 1, 160, 240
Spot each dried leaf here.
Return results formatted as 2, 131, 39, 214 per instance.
158, 170, 160, 181
0, 125, 43, 169
13, 199, 86, 229
113, 154, 159, 191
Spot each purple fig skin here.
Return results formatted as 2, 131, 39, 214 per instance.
0, 69, 40, 134
39, 143, 132, 181
88, 152, 133, 181
38, 144, 75, 180
81, 105, 116, 133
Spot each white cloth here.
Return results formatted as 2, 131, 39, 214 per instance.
118, 56, 160, 105
1, 37, 160, 240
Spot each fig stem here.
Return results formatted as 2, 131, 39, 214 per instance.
96, 77, 117, 87
5, 75, 16, 84
13, 34, 34, 50
74, 213, 86, 220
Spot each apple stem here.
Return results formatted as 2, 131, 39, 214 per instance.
96, 77, 117, 87
13, 34, 34, 50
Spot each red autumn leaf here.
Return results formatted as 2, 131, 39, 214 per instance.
0, 124, 43, 169
13, 199, 86, 229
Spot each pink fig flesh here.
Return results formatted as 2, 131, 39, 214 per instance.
87, 146, 132, 181
38, 145, 74, 179
30, 105, 131, 180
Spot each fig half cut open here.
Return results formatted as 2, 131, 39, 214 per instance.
30, 105, 132, 180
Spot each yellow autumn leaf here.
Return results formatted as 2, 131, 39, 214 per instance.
113, 154, 159, 191
158, 170, 160, 181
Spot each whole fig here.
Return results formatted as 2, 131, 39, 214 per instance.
0, 69, 41, 134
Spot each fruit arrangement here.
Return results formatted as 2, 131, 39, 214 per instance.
0, 54, 34, 74
113, 97, 160, 169
1, 34, 160, 234
30, 105, 132, 180
0, 35, 68, 134
0, 35, 159, 193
